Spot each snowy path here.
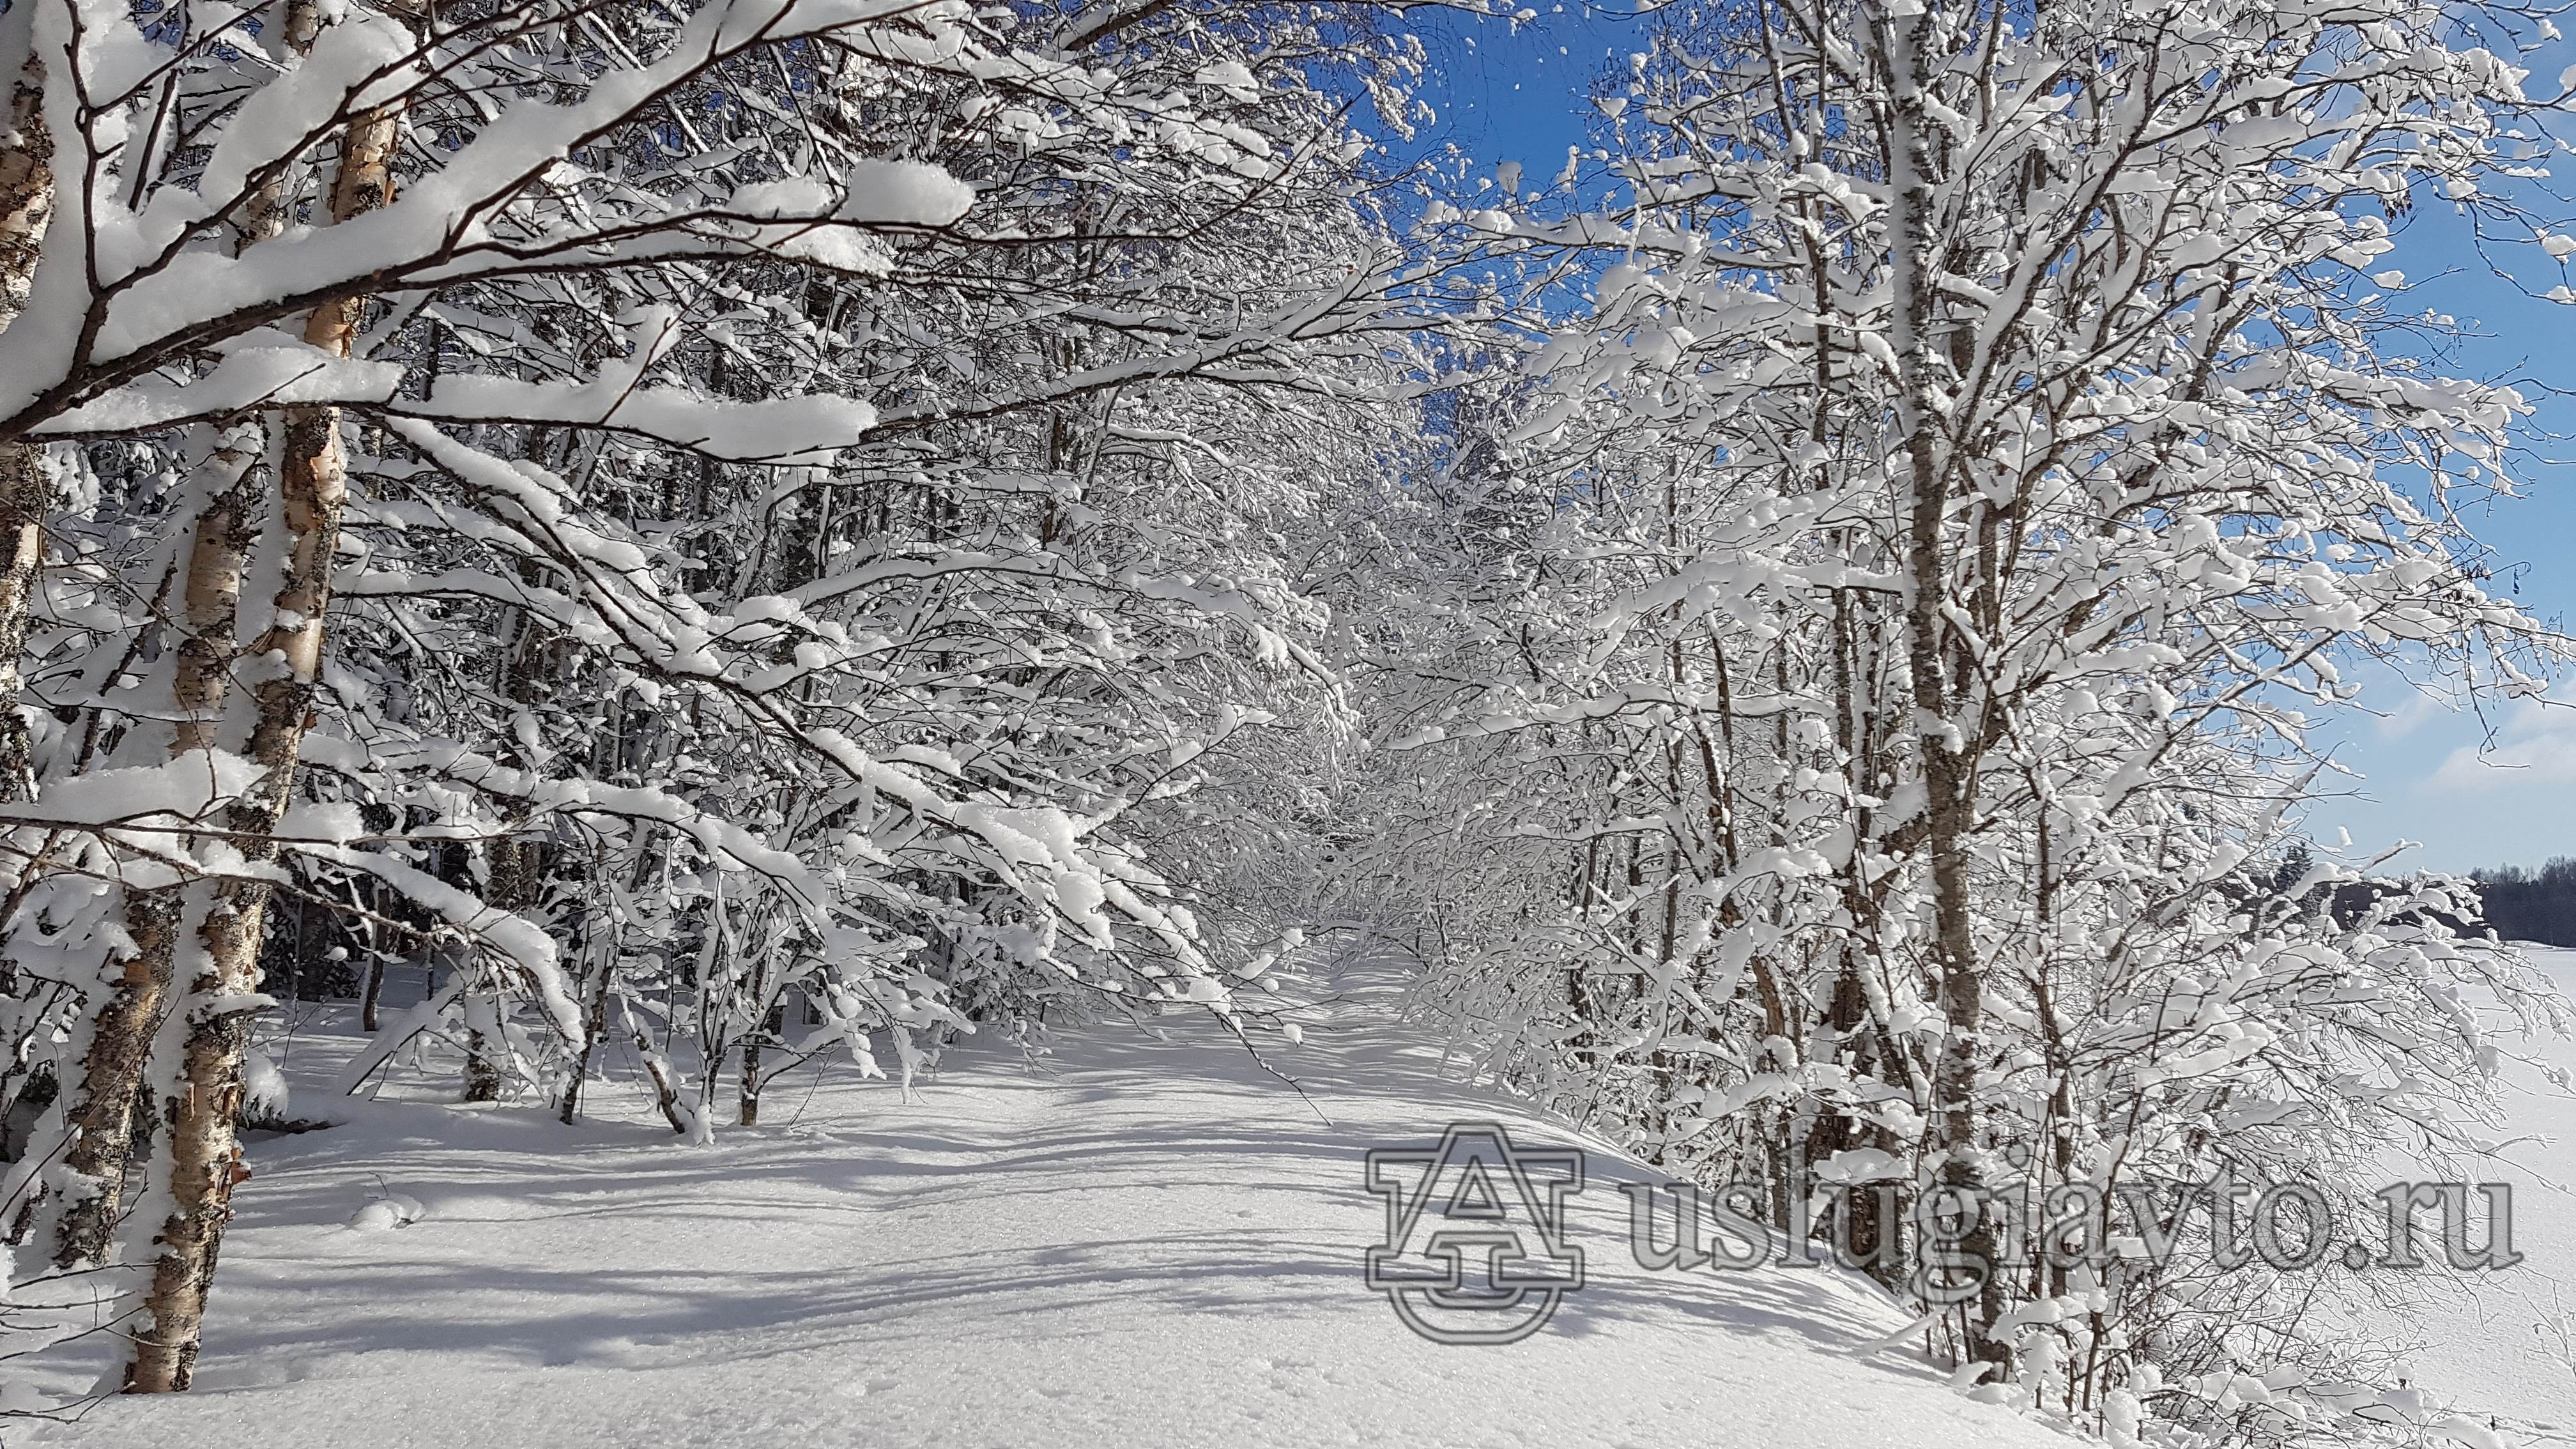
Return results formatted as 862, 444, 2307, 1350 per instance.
19, 966, 2067, 1449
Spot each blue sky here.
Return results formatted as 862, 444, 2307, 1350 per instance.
1402, 4, 2576, 875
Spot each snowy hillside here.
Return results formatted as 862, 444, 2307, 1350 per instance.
13, 965, 2070, 1449
2402, 946, 2576, 1438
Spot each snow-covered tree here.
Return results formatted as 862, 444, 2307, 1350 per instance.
1363, 0, 2572, 1437
0, 0, 1427, 1391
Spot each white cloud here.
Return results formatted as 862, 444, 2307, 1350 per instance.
2375, 686, 2464, 742
2425, 692, 2576, 792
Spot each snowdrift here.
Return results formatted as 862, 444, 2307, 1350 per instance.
17, 965, 2071, 1449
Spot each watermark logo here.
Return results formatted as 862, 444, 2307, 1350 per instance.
1364, 1123, 2527, 1344
1363, 1121, 1586, 1344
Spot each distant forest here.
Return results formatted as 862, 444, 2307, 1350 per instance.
2474, 859, 2576, 947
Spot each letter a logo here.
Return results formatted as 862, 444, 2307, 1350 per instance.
1364, 1122, 1585, 1344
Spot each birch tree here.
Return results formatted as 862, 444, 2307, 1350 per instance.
0, 0, 1427, 1390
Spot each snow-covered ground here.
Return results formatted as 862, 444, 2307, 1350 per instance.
12, 960, 2069, 1449
26, 949, 2576, 1447
2400, 946, 2576, 1439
